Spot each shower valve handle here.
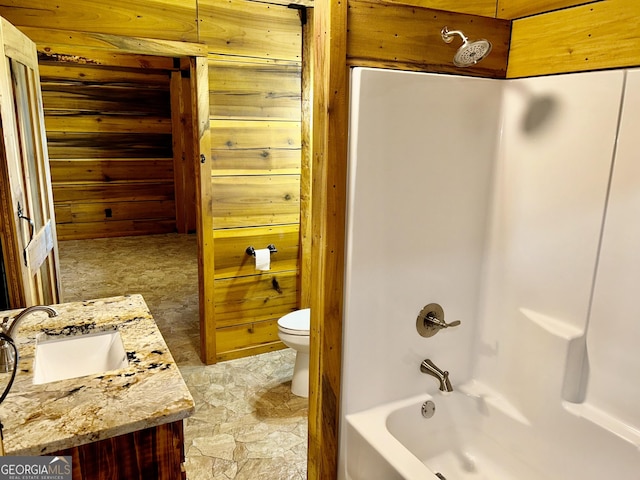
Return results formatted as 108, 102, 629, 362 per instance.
416, 303, 461, 338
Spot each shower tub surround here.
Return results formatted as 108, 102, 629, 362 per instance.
0, 294, 195, 455
341, 67, 640, 479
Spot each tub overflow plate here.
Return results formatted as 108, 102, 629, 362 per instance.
421, 400, 436, 418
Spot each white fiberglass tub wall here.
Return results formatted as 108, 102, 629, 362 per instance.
343, 68, 501, 414
342, 68, 501, 478
342, 67, 640, 480
578, 69, 640, 437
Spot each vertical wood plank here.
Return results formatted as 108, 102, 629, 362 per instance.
195, 56, 216, 365
309, 0, 348, 478
300, 7, 313, 309
171, 70, 187, 233
171, 66, 197, 234
181, 70, 197, 232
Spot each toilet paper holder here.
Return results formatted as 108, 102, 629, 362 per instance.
246, 244, 278, 257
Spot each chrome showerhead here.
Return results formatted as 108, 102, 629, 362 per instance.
441, 26, 492, 67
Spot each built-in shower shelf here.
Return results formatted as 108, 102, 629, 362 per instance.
563, 401, 640, 448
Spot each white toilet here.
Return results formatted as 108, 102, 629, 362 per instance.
277, 308, 310, 397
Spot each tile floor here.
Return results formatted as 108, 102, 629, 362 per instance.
58, 233, 308, 479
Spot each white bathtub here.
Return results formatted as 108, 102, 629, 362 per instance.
345, 381, 640, 480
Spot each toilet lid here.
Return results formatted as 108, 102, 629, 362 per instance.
278, 308, 310, 335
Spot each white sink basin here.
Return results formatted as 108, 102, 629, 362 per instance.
33, 330, 129, 385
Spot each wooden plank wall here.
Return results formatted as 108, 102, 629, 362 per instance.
508, 0, 640, 77
383, 0, 497, 16
0, 2, 304, 258
41, 57, 176, 240
0, 0, 198, 43
347, 0, 510, 77
497, 0, 599, 19
0, 0, 199, 240
199, 0, 303, 361
0, 0, 304, 362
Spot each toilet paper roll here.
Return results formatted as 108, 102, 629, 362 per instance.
254, 248, 271, 271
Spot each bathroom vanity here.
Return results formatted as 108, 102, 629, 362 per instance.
0, 295, 194, 479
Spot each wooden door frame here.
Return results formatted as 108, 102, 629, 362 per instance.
14, 28, 215, 364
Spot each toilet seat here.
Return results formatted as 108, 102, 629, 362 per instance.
277, 308, 310, 336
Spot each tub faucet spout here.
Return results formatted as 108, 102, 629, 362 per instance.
420, 359, 453, 392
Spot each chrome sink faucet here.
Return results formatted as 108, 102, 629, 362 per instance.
420, 358, 453, 392
0, 305, 58, 373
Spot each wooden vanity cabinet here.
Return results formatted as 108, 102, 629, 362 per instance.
50, 420, 186, 480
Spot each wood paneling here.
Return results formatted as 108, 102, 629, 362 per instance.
204, 2, 303, 365
53, 182, 174, 203
37, 47, 177, 70
309, 0, 348, 477
47, 133, 172, 159
497, 0, 599, 19
49, 159, 174, 182
253, 0, 313, 6
39, 63, 171, 87
214, 270, 297, 327
213, 225, 300, 279
347, 0, 511, 77
56, 218, 177, 240
55, 200, 175, 224
46, 115, 172, 134
382, 0, 497, 17
299, 8, 313, 309
42, 90, 170, 117
508, 0, 640, 77
52, 420, 186, 480
211, 148, 300, 175
209, 56, 301, 120
199, 0, 301, 61
1, 0, 303, 462
212, 175, 300, 229
38, 56, 177, 239
215, 318, 286, 361
171, 67, 198, 234
19, 26, 206, 58
0, 1, 198, 43
194, 55, 217, 365
210, 120, 301, 150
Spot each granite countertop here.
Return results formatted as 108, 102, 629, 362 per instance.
0, 294, 195, 455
